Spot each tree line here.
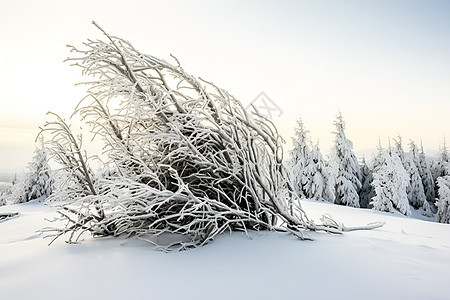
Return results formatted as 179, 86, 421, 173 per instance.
288, 113, 450, 223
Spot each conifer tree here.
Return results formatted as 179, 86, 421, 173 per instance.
289, 119, 311, 198
329, 113, 361, 208
302, 143, 335, 202
409, 141, 435, 212
422, 198, 433, 217
5, 173, 28, 204
418, 143, 436, 204
25, 142, 53, 201
431, 140, 450, 190
393, 137, 425, 209
4, 142, 54, 204
436, 176, 450, 223
370, 147, 394, 213
407, 161, 427, 209
11, 173, 18, 186
359, 157, 374, 208
0, 188, 7, 206
388, 143, 412, 216
371, 145, 411, 216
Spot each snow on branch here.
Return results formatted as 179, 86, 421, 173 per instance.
42, 22, 382, 251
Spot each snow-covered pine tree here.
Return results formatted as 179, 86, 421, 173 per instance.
370, 147, 394, 213
406, 157, 427, 209
431, 140, 450, 190
371, 139, 384, 172
392, 137, 411, 200
25, 142, 53, 201
5, 173, 28, 204
0, 177, 13, 205
3, 143, 53, 204
302, 142, 335, 202
11, 173, 18, 186
388, 143, 412, 216
409, 141, 434, 216
359, 157, 374, 208
329, 113, 361, 208
418, 143, 436, 204
371, 145, 411, 216
0, 189, 6, 206
422, 197, 434, 217
436, 176, 450, 223
393, 137, 425, 209
289, 119, 311, 199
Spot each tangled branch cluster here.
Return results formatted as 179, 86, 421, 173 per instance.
41, 22, 376, 251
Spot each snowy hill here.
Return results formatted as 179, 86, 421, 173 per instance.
0, 200, 449, 300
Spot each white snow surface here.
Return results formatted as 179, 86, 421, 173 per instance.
1, 200, 449, 300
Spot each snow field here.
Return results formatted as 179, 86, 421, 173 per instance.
0, 200, 449, 300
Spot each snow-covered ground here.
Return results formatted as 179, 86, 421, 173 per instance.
0, 200, 449, 300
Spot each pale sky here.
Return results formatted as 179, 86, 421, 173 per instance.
1, 0, 449, 175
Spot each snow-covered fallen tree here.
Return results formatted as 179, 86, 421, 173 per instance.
0, 212, 19, 222
41, 22, 382, 251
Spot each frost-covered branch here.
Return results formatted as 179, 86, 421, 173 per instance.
43, 22, 379, 251
39, 112, 97, 199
